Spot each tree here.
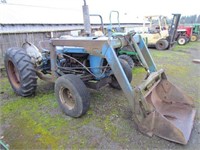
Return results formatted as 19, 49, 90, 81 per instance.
180, 16, 186, 24
191, 15, 197, 23
180, 14, 200, 24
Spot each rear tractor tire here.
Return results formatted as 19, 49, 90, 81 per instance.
4, 48, 37, 96
155, 39, 169, 50
109, 58, 132, 90
55, 74, 90, 117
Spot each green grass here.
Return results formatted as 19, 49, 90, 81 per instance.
172, 41, 200, 51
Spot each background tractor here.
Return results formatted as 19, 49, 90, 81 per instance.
108, 10, 144, 67
176, 28, 190, 45
87, 11, 142, 68
176, 24, 200, 44
191, 24, 200, 41
176, 26, 192, 45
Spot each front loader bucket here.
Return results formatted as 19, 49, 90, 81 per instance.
135, 69, 196, 144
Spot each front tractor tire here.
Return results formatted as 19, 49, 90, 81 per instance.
55, 74, 90, 118
118, 55, 134, 69
4, 48, 37, 96
109, 58, 132, 90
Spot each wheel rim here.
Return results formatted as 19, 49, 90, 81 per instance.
191, 36, 197, 41
59, 87, 75, 110
178, 38, 185, 45
158, 43, 164, 49
7, 60, 20, 89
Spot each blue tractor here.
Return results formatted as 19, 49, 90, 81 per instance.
4, 31, 196, 145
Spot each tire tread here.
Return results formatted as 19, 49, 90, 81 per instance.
4, 47, 37, 96
55, 74, 90, 117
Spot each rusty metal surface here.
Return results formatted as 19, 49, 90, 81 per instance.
134, 71, 196, 145
37, 40, 58, 80
36, 71, 55, 83
7, 60, 20, 89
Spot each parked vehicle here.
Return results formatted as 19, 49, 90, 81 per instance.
191, 24, 200, 41
176, 28, 190, 45
176, 24, 200, 44
140, 14, 181, 50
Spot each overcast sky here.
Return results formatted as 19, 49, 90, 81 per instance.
6, 0, 199, 18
